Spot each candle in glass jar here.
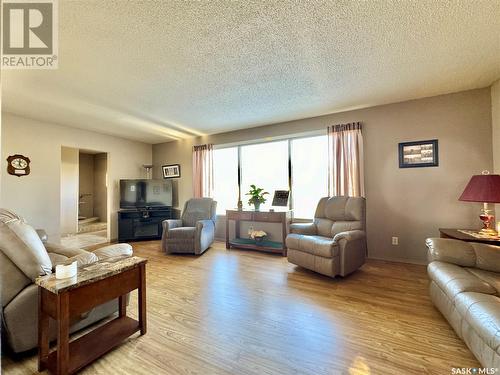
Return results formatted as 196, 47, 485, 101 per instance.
497, 222, 500, 235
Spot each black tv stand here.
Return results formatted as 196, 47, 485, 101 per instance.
118, 206, 173, 242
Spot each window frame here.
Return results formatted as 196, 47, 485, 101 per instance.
213, 130, 327, 219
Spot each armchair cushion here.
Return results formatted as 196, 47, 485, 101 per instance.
181, 198, 216, 227
286, 234, 338, 258
289, 222, 317, 235
169, 227, 197, 239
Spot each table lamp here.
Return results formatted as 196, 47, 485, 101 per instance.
459, 171, 500, 236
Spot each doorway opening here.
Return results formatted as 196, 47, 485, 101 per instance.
60, 147, 109, 248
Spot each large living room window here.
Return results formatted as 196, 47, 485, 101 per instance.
290, 135, 328, 219
213, 146, 239, 215
213, 133, 328, 219
240, 140, 289, 211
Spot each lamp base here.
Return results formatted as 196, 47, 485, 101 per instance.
480, 228, 498, 236
479, 204, 496, 236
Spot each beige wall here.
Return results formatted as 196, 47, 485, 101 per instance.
153, 88, 493, 263
492, 80, 500, 173
1, 113, 152, 241
94, 153, 108, 223
61, 147, 79, 235
492, 79, 500, 218
79, 153, 95, 219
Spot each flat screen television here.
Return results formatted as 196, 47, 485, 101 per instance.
120, 179, 172, 209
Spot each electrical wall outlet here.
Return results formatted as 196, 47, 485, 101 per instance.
392, 237, 399, 245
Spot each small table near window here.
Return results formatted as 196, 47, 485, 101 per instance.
225, 210, 291, 256
36, 256, 147, 375
439, 228, 500, 246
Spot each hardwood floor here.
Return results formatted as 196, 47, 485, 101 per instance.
2, 241, 479, 374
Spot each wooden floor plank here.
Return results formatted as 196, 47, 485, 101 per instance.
1, 240, 479, 374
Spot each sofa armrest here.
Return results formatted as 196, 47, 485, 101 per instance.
333, 229, 365, 243
289, 222, 317, 235
195, 220, 215, 254
93, 243, 133, 260
45, 242, 88, 258
425, 238, 476, 266
162, 219, 183, 235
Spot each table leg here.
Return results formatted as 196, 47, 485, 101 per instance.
57, 292, 70, 375
235, 219, 240, 239
38, 288, 49, 371
282, 218, 287, 256
139, 264, 147, 335
119, 294, 127, 317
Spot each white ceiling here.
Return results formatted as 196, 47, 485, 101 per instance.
2, 1, 500, 144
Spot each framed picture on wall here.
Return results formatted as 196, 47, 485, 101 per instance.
398, 139, 439, 168
162, 164, 181, 178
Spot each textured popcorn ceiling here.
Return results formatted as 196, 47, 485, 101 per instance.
3, 0, 500, 143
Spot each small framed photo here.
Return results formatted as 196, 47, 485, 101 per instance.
162, 164, 181, 178
272, 190, 289, 207
399, 139, 438, 168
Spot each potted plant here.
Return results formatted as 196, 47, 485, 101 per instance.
246, 184, 269, 211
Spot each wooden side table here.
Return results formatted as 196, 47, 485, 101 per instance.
439, 228, 500, 246
225, 210, 291, 256
36, 256, 147, 375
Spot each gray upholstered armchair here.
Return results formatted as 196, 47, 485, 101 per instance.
286, 196, 367, 277
161, 198, 217, 255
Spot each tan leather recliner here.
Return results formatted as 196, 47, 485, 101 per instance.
286, 196, 367, 277
426, 238, 500, 368
0, 209, 133, 353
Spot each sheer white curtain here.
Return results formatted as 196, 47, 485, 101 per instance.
328, 122, 365, 197
192, 144, 214, 198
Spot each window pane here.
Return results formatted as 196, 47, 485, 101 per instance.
291, 135, 328, 219
241, 141, 288, 210
213, 147, 238, 215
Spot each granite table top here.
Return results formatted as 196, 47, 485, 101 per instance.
35, 255, 147, 294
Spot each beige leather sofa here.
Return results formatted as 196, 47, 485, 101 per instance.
286, 196, 367, 277
426, 238, 500, 368
0, 209, 133, 353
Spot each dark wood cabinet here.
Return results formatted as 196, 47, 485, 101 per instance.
118, 207, 173, 242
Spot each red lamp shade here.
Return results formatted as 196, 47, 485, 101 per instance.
459, 174, 500, 203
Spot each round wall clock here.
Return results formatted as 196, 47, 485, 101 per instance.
7, 154, 31, 177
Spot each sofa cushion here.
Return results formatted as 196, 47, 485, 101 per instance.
428, 262, 496, 301
0, 251, 31, 307
286, 234, 338, 258
0, 210, 52, 281
467, 268, 500, 295
471, 243, 500, 273
426, 238, 477, 267
455, 292, 500, 351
